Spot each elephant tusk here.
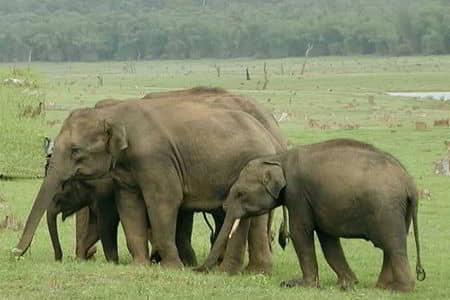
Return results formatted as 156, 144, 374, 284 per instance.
229, 219, 241, 239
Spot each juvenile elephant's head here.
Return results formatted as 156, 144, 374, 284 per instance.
196, 158, 286, 271
13, 108, 127, 258
224, 159, 286, 219
47, 179, 108, 261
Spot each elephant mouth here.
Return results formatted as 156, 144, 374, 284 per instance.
71, 171, 110, 181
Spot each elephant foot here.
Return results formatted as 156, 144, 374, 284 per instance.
375, 280, 393, 290
180, 252, 197, 267
131, 257, 150, 266
218, 261, 242, 275
280, 278, 319, 288
244, 261, 273, 274
182, 257, 198, 267
192, 264, 208, 273
160, 259, 184, 269
338, 275, 358, 291
377, 280, 415, 293
85, 246, 97, 260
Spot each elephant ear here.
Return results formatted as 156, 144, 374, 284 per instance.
262, 161, 286, 199
103, 120, 128, 168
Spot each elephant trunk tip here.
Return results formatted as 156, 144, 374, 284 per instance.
11, 247, 26, 259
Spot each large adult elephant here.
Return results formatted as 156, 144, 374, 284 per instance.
14, 88, 285, 272
71, 88, 288, 271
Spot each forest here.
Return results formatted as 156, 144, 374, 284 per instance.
0, 0, 449, 62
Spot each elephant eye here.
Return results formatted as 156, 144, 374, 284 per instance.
236, 191, 244, 198
71, 147, 82, 159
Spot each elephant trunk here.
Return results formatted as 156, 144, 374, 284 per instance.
12, 173, 61, 257
195, 208, 240, 272
47, 204, 63, 261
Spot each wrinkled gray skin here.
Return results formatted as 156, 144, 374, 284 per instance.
70, 89, 288, 270
47, 177, 209, 266
198, 139, 426, 292
46, 178, 119, 262
45, 137, 219, 266
14, 88, 284, 273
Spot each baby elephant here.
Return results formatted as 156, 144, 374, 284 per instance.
198, 138, 425, 292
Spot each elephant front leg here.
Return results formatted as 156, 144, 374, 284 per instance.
280, 205, 319, 288
137, 167, 184, 269
97, 199, 120, 263
115, 188, 150, 264
246, 214, 273, 274
75, 207, 99, 260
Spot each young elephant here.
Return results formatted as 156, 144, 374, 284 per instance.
47, 177, 205, 266
198, 139, 426, 292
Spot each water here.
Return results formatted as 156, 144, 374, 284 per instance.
387, 92, 450, 101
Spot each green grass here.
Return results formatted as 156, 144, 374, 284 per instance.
1, 55, 450, 299
0, 69, 46, 177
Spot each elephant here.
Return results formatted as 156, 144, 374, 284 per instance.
70, 88, 289, 270
45, 136, 219, 266
14, 87, 285, 274
197, 138, 426, 292
47, 177, 211, 266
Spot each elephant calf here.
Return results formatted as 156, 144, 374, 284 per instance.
198, 138, 426, 292
47, 178, 201, 266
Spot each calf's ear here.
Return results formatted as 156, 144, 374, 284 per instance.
262, 161, 286, 199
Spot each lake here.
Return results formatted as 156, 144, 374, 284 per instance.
387, 92, 450, 101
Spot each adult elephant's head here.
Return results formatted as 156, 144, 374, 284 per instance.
12, 108, 127, 258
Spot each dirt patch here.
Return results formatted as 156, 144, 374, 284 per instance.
434, 119, 449, 127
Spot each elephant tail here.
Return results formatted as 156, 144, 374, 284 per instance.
408, 186, 426, 281
202, 212, 215, 245
278, 206, 289, 250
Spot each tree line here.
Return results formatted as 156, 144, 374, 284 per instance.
0, 0, 449, 62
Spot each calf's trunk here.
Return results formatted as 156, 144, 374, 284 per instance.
196, 210, 240, 271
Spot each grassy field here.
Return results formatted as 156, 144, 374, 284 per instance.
0, 56, 449, 299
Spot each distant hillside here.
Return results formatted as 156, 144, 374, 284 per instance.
0, 0, 449, 61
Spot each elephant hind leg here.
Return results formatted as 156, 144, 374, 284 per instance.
376, 251, 393, 289
317, 231, 358, 289
386, 251, 415, 292
376, 218, 415, 292
376, 251, 415, 292
176, 211, 197, 267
